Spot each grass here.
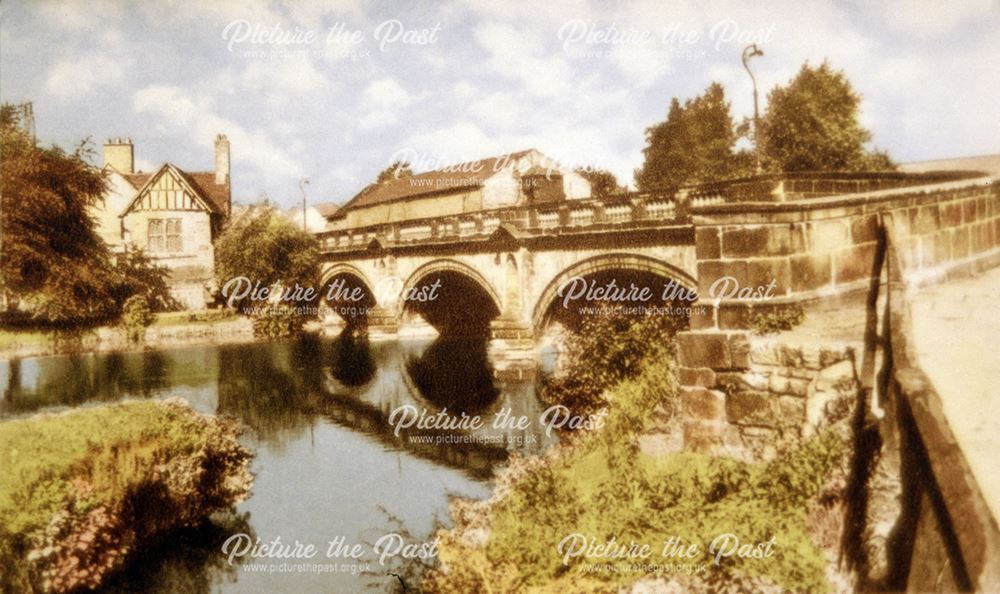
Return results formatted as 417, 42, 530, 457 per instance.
0, 329, 49, 350
152, 309, 238, 327
0, 400, 250, 591
425, 340, 847, 594
0, 401, 210, 539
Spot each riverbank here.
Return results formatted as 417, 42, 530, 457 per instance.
0, 399, 254, 593
424, 332, 855, 593
0, 310, 255, 361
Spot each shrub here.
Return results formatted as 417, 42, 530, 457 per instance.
425, 342, 848, 594
120, 294, 153, 342
0, 400, 253, 592
540, 308, 685, 418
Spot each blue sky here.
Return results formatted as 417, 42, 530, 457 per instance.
1, 0, 997, 207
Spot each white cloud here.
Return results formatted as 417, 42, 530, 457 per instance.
45, 53, 127, 100
133, 85, 301, 178
881, 0, 996, 38
400, 121, 502, 165
474, 23, 573, 97
240, 56, 331, 96
36, 0, 122, 30
358, 78, 413, 129
468, 92, 526, 130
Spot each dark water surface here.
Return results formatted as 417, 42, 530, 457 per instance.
0, 335, 554, 593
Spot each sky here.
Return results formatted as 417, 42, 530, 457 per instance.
1, 0, 998, 208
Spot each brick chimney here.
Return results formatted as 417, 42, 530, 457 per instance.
103, 137, 134, 174
214, 134, 230, 185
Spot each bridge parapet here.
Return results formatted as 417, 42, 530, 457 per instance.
317, 191, 684, 253
672, 171, 999, 461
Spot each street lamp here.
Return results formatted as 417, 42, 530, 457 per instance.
742, 43, 764, 174
299, 178, 310, 231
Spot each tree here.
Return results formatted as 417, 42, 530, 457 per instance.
376, 160, 413, 183
1, 105, 120, 325
575, 168, 623, 199
112, 248, 178, 312
635, 83, 747, 190
214, 208, 320, 337
761, 61, 895, 172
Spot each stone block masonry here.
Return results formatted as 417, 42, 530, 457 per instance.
675, 172, 1000, 456
671, 339, 857, 461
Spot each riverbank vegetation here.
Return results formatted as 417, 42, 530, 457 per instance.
0, 400, 253, 593
214, 207, 320, 338
1, 104, 176, 331
424, 313, 850, 593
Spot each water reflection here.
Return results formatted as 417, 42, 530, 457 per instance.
99, 511, 254, 594
0, 334, 554, 592
406, 337, 498, 414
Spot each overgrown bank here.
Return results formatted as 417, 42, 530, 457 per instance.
423, 314, 853, 593
0, 400, 253, 593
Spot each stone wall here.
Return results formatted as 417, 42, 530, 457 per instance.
676, 336, 857, 460
687, 175, 999, 332
675, 173, 999, 456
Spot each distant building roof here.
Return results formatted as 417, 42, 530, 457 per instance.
314, 202, 339, 217
338, 149, 536, 213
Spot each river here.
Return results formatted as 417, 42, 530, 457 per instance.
0, 334, 556, 593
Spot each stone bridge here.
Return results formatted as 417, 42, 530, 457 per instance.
316, 190, 700, 346
317, 170, 994, 348
318, 168, 1000, 588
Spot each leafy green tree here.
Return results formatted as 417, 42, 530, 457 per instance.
112, 248, 178, 312
635, 83, 748, 190
1, 105, 119, 325
575, 168, 622, 199
376, 160, 413, 183
214, 208, 319, 337
761, 61, 895, 171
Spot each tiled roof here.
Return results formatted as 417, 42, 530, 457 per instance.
180, 171, 232, 215
122, 167, 230, 215
339, 149, 535, 212
314, 202, 339, 217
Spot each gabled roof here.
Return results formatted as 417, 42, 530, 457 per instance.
118, 163, 231, 217
119, 163, 230, 217
339, 149, 537, 213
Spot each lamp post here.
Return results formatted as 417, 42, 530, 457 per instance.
742, 43, 764, 174
299, 178, 310, 231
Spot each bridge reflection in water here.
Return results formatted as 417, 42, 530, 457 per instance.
0, 333, 555, 478
0, 334, 555, 592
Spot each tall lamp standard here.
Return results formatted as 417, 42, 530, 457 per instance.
742, 43, 764, 174
299, 178, 310, 232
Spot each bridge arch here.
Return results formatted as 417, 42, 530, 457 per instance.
398, 258, 503, 337
320, 263, 378, 326
320, 263, 376, 295
397, 259, 503, 316
531, 253, 698, 331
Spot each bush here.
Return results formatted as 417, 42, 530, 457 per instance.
214, 207, 319, 338
541, 308, 685, 418
0, 400, 253, 592
120, 294, 153, 342
425, 339, 848, 594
